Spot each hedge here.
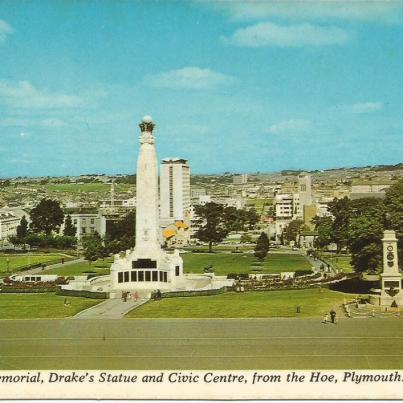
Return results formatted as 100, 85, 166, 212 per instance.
0, 288, 56, 293
328, 277, 379, 294
155, 286, 228, 299
56, 288, 109, 299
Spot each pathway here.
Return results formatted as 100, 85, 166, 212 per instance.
73, 297, 148, 319
18, 258, 85, 275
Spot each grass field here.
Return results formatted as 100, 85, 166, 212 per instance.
46, 258, 112, 276
245, 198, 273, 210
0, 293, 101, 319
127, 289, 352, 318
0, 254, 65, 275
44, 183, 133, 193
183, 245, 254, 252
323, 254, 354, 273
182, 252, 311, 275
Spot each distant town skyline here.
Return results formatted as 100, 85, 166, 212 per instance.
1, 1, 403, 177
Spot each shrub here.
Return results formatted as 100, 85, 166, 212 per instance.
227, 273, 249, 280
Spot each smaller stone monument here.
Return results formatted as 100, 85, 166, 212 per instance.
379, 230, 402, 307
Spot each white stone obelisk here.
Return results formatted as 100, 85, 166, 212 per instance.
380, 230, 402, 307
136, 115, 161, 256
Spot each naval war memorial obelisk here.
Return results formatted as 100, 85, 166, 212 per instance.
110, 116, 184, 295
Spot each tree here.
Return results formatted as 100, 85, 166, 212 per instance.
82, 232, 104, 265
240, 233, 253, 243
16, 215, 28, 241
30, 199, 64, 235
312, 216, 333, 249
349, 215, 383, 273
63, 214, 77, 237
328, 197, 351, 252
246, 208, 259, 229
105, 211, 136, 252
283, 219, 304, 244
194, 203, 230, 252
254, 232, 270, 260
348, 198, 385, 273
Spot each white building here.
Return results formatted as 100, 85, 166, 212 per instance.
160, 158, 191, 227
233, 174, 248, 185
0, 211, 20, 242
275, 194, 294, 219
69, 210, 106, 239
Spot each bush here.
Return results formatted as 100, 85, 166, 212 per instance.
328, 277, 379, 294
295, 270, 314, 277
227, 273, 249, 279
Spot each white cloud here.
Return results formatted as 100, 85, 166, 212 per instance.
222, 22, 350, 47
351, 102, 383, 114
0, 19, 14, 43
209, 1, 403, 23
0, 117, 66, 127
267, 119, 311, 134
0, 80, 84, 109
144, 67, 236, 90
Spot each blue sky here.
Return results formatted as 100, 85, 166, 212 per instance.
0, 0, 402, 177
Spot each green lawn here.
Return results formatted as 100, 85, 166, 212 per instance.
245, 198, 273, 210
0, 293, 101, 319
183, 245, 254, 252
127, 289, 354, 318
322, 254, 354, 273
0, 254, 64, 275
46, 258, 112, 276
44, 183, 133, 193
182, 252, 312, 275
44, 183, 111, 193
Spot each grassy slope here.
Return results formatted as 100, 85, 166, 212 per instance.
0, 293, 101, 319
127, 289, 355, 318
46, 259, 112, 276
44, 183, 133, 193
0, 254, 64, 274
322, 254, 354, 273
182, 252, 312, 275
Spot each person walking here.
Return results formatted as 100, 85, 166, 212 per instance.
322, 312, 329, 324
134, 291, 139, 301
330, 309, 337, 324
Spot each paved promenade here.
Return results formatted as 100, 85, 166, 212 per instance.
0, 317, 401, 370
74, 297, 148, 319
18, 257, 84, 275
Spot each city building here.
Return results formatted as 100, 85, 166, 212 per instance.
233, 174, 248, 185
0, 211, 20, 242
160, 158, 191, 228
68, 208, 107, 239
297, 172, 312, 218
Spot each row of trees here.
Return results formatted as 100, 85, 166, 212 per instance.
10, 199, 77, 249
194, 202, 260, 252
313, 179, 403, 273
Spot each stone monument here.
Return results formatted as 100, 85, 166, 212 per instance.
379, 230, 402, 307
110, 116, 183, 295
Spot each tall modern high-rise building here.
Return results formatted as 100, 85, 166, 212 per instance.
160, 158, 191, 227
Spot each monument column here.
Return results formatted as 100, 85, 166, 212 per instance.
380, 230, 402, 307
135, 116, 161, 255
